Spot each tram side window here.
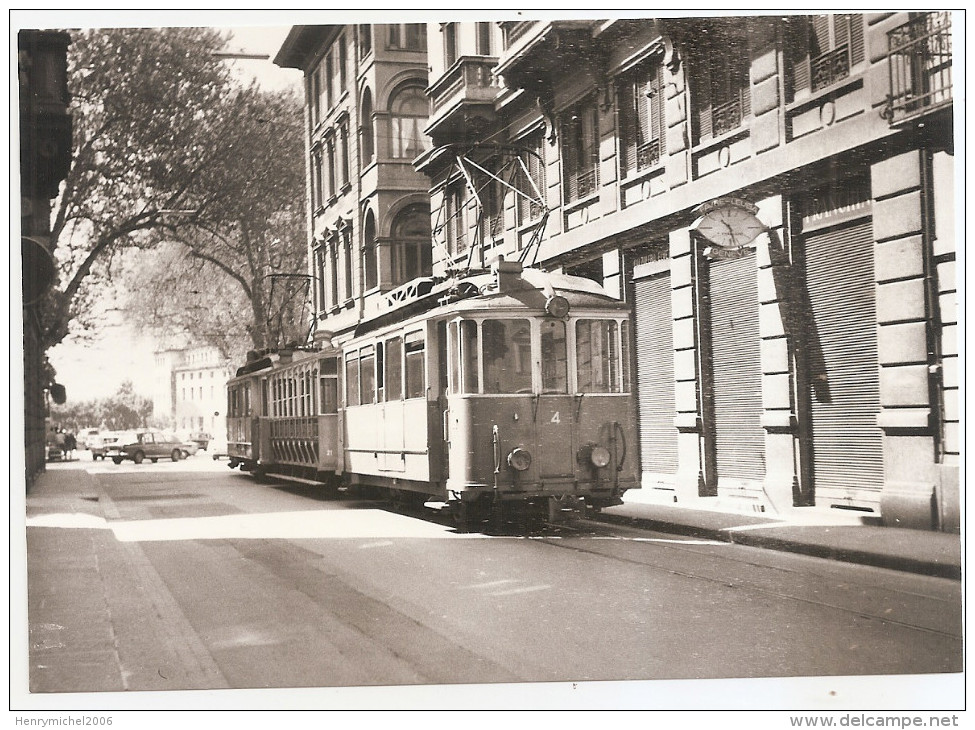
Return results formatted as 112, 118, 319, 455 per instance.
360, 345, 377, 404
404, 331, 425, 399
319, 358, 338, 414
386, 337, 403, 400
345, 351, 360, 406
461, 320, 479, 393
540, 319, 567, 394
483, 319, 532, 393
576, 319, 622, 393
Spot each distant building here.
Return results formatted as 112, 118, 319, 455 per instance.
153, 345, 233, 440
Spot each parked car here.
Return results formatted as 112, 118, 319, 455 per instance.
105, 431, 188, 465
78, 428, 101, 449
90, 431, 120, 461
188, 432, 212, 451
178, 438, 200, 458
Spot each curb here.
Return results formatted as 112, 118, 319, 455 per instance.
593, 512, 962, 581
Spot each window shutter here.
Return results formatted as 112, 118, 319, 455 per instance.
791, 19, 812, 95
849, 14, 865, 65
695, 50, 713, 141
620, 81, 636, 174
812, 15, 830, 55
650, 67, 664, 151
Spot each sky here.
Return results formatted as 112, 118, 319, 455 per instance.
41, 22, 300, 402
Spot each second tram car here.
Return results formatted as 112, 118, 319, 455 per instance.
225, 260, 639, 527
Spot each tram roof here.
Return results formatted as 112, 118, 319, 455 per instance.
352, 265, 627, 339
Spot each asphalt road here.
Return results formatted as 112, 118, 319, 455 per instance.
26, 455, 963, 699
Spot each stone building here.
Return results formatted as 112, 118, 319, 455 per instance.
274, 24, 433, 346
278, 14, 957, 531
19, 29, 73, 487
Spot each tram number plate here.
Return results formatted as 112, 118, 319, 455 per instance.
551, 411, 560, 424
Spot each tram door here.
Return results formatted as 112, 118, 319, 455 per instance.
535, 319, 574, 479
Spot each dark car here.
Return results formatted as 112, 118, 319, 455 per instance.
188, 432, 212, 451
105, 431, 187, 465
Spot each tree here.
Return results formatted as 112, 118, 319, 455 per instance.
122, 84, 309, 361
39, 26, 236, 352
49, 380, 152, 432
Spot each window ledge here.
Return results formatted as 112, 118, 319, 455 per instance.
786, 73, 865, 114
563, 191, 599, 214
691, 124, 750, 157
620, 162, 665, 187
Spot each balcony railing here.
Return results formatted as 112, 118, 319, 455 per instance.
885, 13, 952, 123
428, 56, 499, 113
812, 45, 851, 91
712, 98, 743, 137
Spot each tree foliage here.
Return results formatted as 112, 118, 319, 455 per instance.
123, 84, 309, 360
40, 26, 234, 351
40, 27, 308, 363
49, 380, 153, 432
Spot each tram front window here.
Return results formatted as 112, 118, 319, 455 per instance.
540, 319, 567, 393
483, 319, 532, 393
576, 319, 622, 393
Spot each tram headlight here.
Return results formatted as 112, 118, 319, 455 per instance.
507, 447, 532, 472
544, 295, 570, 318
590, 445, 612, 468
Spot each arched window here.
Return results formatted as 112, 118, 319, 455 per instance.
390, 204, 432, 286
363, 211, 378, 291
389, 85, 430, 159
360, 88, 374, 165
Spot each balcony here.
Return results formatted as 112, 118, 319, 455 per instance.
885, 13, 952, 125
425, 56, 499, 143
495, 20, 597, 98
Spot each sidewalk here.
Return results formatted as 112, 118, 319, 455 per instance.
599, 492, 963, 580
23, 463, 229, 694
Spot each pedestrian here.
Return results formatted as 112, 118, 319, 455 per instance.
64, 431, 77, 461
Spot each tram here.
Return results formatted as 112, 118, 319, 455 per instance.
225, 258, 639, 528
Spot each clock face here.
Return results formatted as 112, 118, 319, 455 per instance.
695, 206, 767, 248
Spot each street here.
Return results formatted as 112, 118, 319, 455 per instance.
23, 454, 962, 704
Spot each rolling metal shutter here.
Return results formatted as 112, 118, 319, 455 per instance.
633, 270, 678, 475
709, 250, 765, 481
802, 220, 883, 499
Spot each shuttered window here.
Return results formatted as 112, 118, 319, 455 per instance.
516, 131, 546, 224
789, 14, 865, 99
801, 220, 883, 500
692, 23, 751, 143
562, 96, 600, 201
634, 270, 678, 475
708, 250, 765, 481
619, 62, 665, 177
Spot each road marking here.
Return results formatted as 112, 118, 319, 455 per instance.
463, 579, 519, 589
487, 585, 552, 596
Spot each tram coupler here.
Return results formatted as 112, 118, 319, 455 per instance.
546, 494, 588, 523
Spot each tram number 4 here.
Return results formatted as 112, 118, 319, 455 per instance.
550, 411, 560, 424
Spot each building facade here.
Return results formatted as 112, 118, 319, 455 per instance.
279, 14, 957, 531
153, 345, 233, 441
19, 30, 73, 487
274, 24, 433, 346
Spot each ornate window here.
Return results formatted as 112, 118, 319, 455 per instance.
342, 226, 353, 301
476, 22, 493, 55
692, 22, 751, 142
444, 23, 458, 68
789, 14, 865, 100
388, 23, 426, 51
561, 96, 600, 202
516, 131, 546, 225
358, 25, 372, 59
389, 85, 431, 159
390, 204, 432, 285
618, 60, 665, 177
446, 182, 469, 257
362, 211, 378, 291
360, 88, 374, 165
